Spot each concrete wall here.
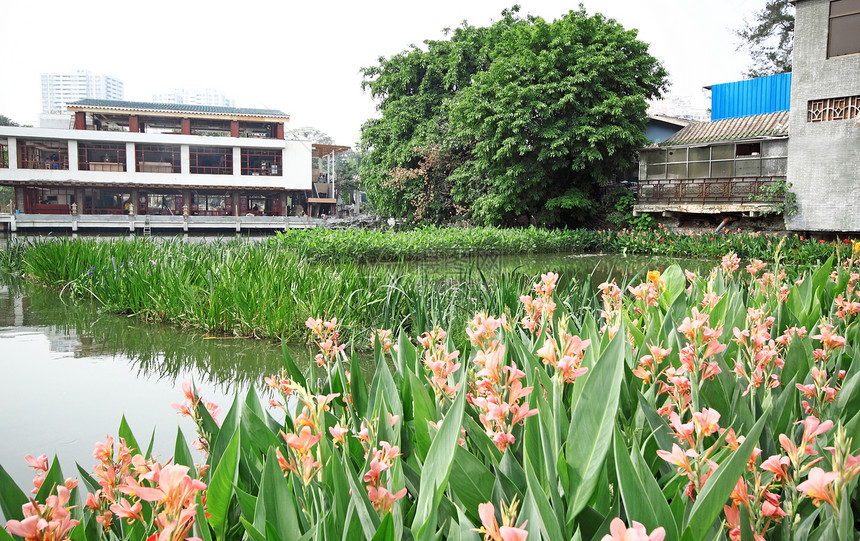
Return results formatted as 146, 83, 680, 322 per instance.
786, 0, 860, 232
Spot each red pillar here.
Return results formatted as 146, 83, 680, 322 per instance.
231, 121, 240, 138
129, 115, 139, 133
181, 118, 191, 135
275, 123, 284, 140
74, 112, 86, 130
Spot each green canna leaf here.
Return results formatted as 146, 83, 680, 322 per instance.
206, 428, 240, 538
0, 463, 29, 522
682, 409, 769, 541
411, 370, 467, 533
565, 328, 626, 524
614, 426, 678, 541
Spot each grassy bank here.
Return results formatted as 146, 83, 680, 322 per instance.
270, 225, 849, 266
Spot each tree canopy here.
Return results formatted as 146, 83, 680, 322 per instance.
0, 114, 20, 127
736, 0, 794, 78
359, 6, 667, 226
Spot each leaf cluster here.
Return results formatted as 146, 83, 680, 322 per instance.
360, 6, 668, 226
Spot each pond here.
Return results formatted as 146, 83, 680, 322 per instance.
0, 252, 715, 506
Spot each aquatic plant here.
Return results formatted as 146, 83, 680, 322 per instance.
2, 253, 858, 540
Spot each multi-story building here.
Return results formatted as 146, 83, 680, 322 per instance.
786, 0, 860, 232
40, 71, 124, 129
151, 88, 235, 108
0, 99, 347, 233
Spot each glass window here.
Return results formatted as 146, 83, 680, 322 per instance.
829, 14, 860, 57
831, 0, 860, 17
667, 163, 687, 179
829, 1, 860, 57
735, 158, 762, 176
712, 161, 733, 177
689, 161, 710, 178
645, 164, 666, 179
689, 147, 710, 162
640, 150, 666, 165
712, 145, 734, 160
666, 149, 686, 163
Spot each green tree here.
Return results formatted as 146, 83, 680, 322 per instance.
359, 8, 523, 222
736, 0, 794, 77
359, 6, 667, 226
0, 114, 20, 127
449, 8, 666, 225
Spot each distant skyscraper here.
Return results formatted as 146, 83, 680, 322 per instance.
41, 70, 124, 114
151, 88, 235, 107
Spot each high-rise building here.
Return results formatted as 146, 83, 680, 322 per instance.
40, 70, 124, 128
151, 88, 235, 108
41, 70, 124, 114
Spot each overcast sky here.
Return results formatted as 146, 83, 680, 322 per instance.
0, 0, 763, 146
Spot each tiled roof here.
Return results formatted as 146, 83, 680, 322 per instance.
67, 99, 289, 119
659, 111, 788, 146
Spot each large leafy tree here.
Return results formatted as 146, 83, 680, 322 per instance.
450, 8, 666, 225
736, 0, 794, 77
360, 6, 667, 226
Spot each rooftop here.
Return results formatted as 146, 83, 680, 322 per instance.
658, 111, 789, 147
67, 99, 289, 121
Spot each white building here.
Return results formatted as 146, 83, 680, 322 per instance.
0, 99, 348, 233
151, 88, 235, 108
40, 70, 124, 128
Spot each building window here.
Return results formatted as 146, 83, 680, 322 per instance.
807, 95, 860, 122
241, 148, 282, 176
191, 192, 232, 216
829, 0, 860, 58
189, 146, 232, 175
78, 142, 126, 172
136, 144, 180, 173
16, 139, 69, 170
0, 140, 8, 168
640, 141, 785, 180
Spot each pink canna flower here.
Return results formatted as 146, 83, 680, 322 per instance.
692, 408, 721, 437
761, 454, 791, 482
110, 498, 143, 523
656, 443, 695, 475
797, 467, 839, 509
283, 426, 322, 455
329, 424, 349, 445
602, 517, 666, 541
24, 454, 49, 473
474, 501, 529, 541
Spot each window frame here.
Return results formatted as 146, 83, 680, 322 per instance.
828, 0, 860, 58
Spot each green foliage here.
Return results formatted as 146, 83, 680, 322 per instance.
736, 0, 794, 77
2, 256, 859, 539
748, 179, 798, 217
360, 6, 667, 226
0, 114, 20, 127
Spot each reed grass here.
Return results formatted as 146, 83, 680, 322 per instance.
15, 237, 604, 345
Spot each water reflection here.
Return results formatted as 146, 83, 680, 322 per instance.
0, 280, 304, 391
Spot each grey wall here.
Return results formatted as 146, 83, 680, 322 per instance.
786, 0, 860, 232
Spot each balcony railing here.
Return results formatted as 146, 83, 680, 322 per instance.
636, 176, 784, 206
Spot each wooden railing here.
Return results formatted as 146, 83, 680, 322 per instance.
636, 176, 784, 205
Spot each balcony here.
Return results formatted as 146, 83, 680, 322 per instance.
634, 176, 784, 215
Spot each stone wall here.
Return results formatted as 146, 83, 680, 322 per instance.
786, 0, 860, 232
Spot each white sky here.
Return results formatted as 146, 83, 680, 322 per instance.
0, 0, 762, 146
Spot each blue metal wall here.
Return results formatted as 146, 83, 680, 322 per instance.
710, 73, 792, 120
